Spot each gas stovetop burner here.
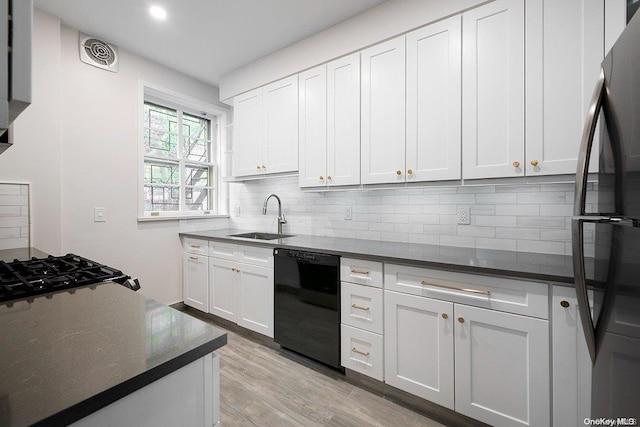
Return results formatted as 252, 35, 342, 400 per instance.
0, 254, 140, 304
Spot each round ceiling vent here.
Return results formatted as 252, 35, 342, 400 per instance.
79, 33, 119, 72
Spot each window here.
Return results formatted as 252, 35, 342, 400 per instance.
139, 84, 229, 219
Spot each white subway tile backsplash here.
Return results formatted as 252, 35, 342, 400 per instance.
228, 177, 586, 256
0, 183, 29, 249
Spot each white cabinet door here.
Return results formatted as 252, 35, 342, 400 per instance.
525, 0, 605, 176
384, 290, 454, 409
263, 76, 298, 174
233, 88, 263, 177
209, 258, 237, 322
327, 53, 361, 186
361, 36, 406, 184
406, 16, 461, 182
298, 65, 328, 188
462, 0, 525, 179
183, 253, 209, 312
552, 286, 592, 427
454, 304, 549, 427
236, 263, 274, 338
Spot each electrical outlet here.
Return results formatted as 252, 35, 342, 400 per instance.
457, 207, 470, 225
235, 205, 241, 217
94, 207, 106, 222
344, 206, 353, 220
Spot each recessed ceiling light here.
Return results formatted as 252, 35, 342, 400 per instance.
149, 5, 167, 21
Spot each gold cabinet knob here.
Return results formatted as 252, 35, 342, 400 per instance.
560, 300, 570, 308
458, 317, 465, 324
319, 176, 324, 180
327, 175, 332, 180
396, 170, 402, 176
231, 268, 236, 272
513, 161, 520, 168
407, 169, 413, 175
442, 313, 448, 319
261, 165, 266, 169
531, 159, 539, 167
256, 165, 261, 170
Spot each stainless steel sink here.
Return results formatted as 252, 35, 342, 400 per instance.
228, 232, 295, 240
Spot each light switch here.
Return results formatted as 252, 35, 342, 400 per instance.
94, 207, 106, 222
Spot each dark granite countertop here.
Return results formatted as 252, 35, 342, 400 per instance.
0, 283, 227, 427
0, 247, 49, 263
180, 229, 589, 285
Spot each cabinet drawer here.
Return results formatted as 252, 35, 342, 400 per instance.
341, 324, 383, 381
209, 241, 237, 260
340, 258, 383, 288
184, 238, 208, 256
237, 245, 273, 268
385, 263, 548, 319
341, 282, 383, 334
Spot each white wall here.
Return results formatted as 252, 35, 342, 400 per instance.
219, 0, 488, 100
0, 9, 229, 304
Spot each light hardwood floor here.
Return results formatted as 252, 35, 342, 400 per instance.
209, 325, 446, 427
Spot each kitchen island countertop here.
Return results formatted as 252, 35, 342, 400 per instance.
180, 228, 590, 285
0, 283, 227, 427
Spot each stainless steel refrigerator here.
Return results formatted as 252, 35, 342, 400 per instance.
573, 6, 640, 420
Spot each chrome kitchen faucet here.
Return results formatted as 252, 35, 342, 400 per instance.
262, 194, 287, 234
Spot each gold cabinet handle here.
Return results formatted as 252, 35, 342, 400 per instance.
319, 176, 324, 180
189, 256, 198, 261
560, 300, 570, 308
351, 304, 370, 311
407, 169, 413, 175
350, 269, 371, 279
420, 280, 490, 296
442, 313, 448, 319
531, 159, 539, 167
458, 317, 465, 323
327, 175, 332, 180
396, 170, 402, 176
513, 161, 520, 168
190, 245, 201, 249
351, 347, 370, 357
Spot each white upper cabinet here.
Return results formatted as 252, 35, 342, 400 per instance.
299, 54, 361, 188
361, 36, 406, 185
298, 65, 328, 187
406, 15, 462, 182
462, 0, 525, 180
233, 88, 263, 177
327, 53, 361, 186
526, 0, 625, 176
262, 76, 299, 174
232, 76, 298, 177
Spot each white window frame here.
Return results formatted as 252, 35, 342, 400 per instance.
138, 82, 230, 221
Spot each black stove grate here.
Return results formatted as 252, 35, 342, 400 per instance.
0, 254, 127, 303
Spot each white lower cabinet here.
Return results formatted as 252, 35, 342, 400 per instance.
384, 282, 550, 426
183, 249, 209, 313
384, 290, 454, 409
551, 286, 591, 427
454, 304, 549, 427
208, 243, 274, 338
341, 324, 384, 381
235, 262, 274, 337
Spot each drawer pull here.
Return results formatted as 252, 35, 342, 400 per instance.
351, 347, 370, 357
420, 280, 490, 297
190, 245, 201, 249
189, 256, 198, 261
350, 269, 370, 276
351, 304, 370, 311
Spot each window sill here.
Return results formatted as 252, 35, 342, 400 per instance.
137, 214, 230, 222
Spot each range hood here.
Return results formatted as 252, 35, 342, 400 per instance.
1, 0, 32, 153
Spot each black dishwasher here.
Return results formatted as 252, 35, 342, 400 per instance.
274, 249, 342, 370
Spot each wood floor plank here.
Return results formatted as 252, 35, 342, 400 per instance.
190, 314, 448, 427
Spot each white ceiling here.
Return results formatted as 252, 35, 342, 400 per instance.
33, 0, 387, 87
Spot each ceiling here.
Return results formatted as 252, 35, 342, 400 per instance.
34, 0, 387, 87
